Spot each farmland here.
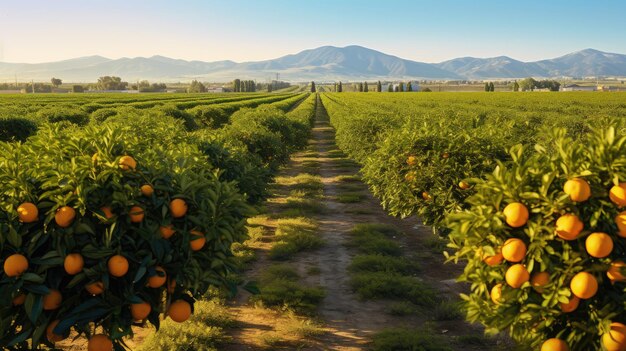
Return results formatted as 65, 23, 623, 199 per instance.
2, 90, 626, 351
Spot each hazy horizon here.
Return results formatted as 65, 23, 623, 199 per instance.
1, 0, 625, 64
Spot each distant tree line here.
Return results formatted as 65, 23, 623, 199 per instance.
517, 78, 561, 92
484, 82, 495, 92
232, 79, 256, 92
136, 80, 167, 92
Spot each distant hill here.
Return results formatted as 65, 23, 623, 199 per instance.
1, 46, 625, 82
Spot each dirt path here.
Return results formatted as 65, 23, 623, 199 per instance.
223, 95, 500, 351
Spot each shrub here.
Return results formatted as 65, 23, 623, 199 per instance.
35, 107, 90, 125
0, 117, 38, 142
187, 105, 228, 128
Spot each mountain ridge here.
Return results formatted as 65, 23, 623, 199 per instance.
1, 46, 625, 82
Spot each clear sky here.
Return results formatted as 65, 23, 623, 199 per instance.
0, 0, 624, 64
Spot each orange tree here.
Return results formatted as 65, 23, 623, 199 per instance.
0, 121, 250, 349
446, 125, 626, 350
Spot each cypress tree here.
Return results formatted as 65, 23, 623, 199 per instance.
399, 82, 404, 92
484, 83, 489, 92
407, 81, 413, 92
388, 83, 393, 92
338, 81, 342, 92
234, 79, 241, 92
358, 83, 364, 92
310, 81, 316, 93
364, 82, 368, 92
513, 81, 519, 92
377, 80, 382, 92
489, 82, 495, 92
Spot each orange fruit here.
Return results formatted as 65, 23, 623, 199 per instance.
160, 225, 176, 239
503, 202, 529, 227
64, 253, 84, 275
501, 238, 527, 263
422, 192, 431, 201
46, 320, 66, 343
570, 272, 598, 299
43, 289, 62, 310
603, 322, 626, 351
17, 202, 38, 223
585, 232, 613, 258
404, 172, 415, 182
100, 207, 114, 220
563, 178, 591, 202
55, 206, 76, 228
560, 295, 580, 313
505, 264, 529, 288
615, 211, 626, 238
119, 155, 137, 171
490, 284, 503, 304
541, 338, 569, 351
131, 301, 152, 321
3, 253, 29, 277
607, 261, 626, 282
610, 183, 626, 207
406, 156, 417, 166
170, 199, 188, 218
531, 272, 550, 293
459, 181, 470, 190
86, 281, 105, 295
442, 152, 450, 159
141, 184, 154, 197
88, 334, 113, 351
555, 214, 583, 240
12, 293, 26, 305
148, 266, 167, 288
108, 255, 129, 277
129, 206, 145, 223
168, 300, 192, 323
190, 230, 206, 251
483, 252, 503, 266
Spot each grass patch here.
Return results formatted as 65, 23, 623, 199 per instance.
336, 182, 364, 192
269, 218, 323, 260
387, 301, 418, 316
299, 151, 319, 158
344, 208, 375, 215
253, 264, 325, 313
326, 149, 346, 158
332, 158, 359, 168
281, 315, 326, 338
346, 230, 402, 256
349, 272, 437, 305
307, 266, 321, 275
275, 173, 323, 192
136, 299, 233, 351
335, 174, 361, 182
336, 192, 366, 203
348, 254, 418, 275
371, 328, 452, 351
432, 300, 463, 321
281, 196, 326, 215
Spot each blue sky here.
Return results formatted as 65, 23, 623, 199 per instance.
0, 0, 624, 63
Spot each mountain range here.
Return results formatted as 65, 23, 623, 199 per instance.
1, 46, 625, 82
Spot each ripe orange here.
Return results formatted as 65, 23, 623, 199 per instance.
12, 293, 26, 305
141, 184, 154, 197
505, 264, 529, 289
615, 211, 626, 238
3, 253, 29, 277
64, 253, 84, 275
458, 181, 470, 190
17, 202, 39, 223
108, 255, 129, 277
541, 338, 569, 351
119, 155, 137, 171
555, 214, 583, 240
148, 266, 167, 288
422, 192, 431, 201
563, 178, 591, 202
501, 238, 527, 263
490, 284, 503, 304
190, 230, 206, 251
607, 261, 626, 282
55, 206, 76, 228
560, 295, 580, 313
531, 272, 550, 293
406, 155, 417, 166
46, 320, 66, 343
100, 206, 114, 220
170, 198, 188, 218
86, 281, 105, 295
570, 272, 598, 299
129, 206, 145, 223
43, 289, 62, 310
168, 300, 192, 323
88, 334, 113, 351
602, 322, 626, 351
160, 225, 176, 239
483, 252, 503, 266
585, 232, 613, 258
502, 202, 529, 227
610, 183, 626, 207
131, 301, 152, 321
442, 152, 450, 159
